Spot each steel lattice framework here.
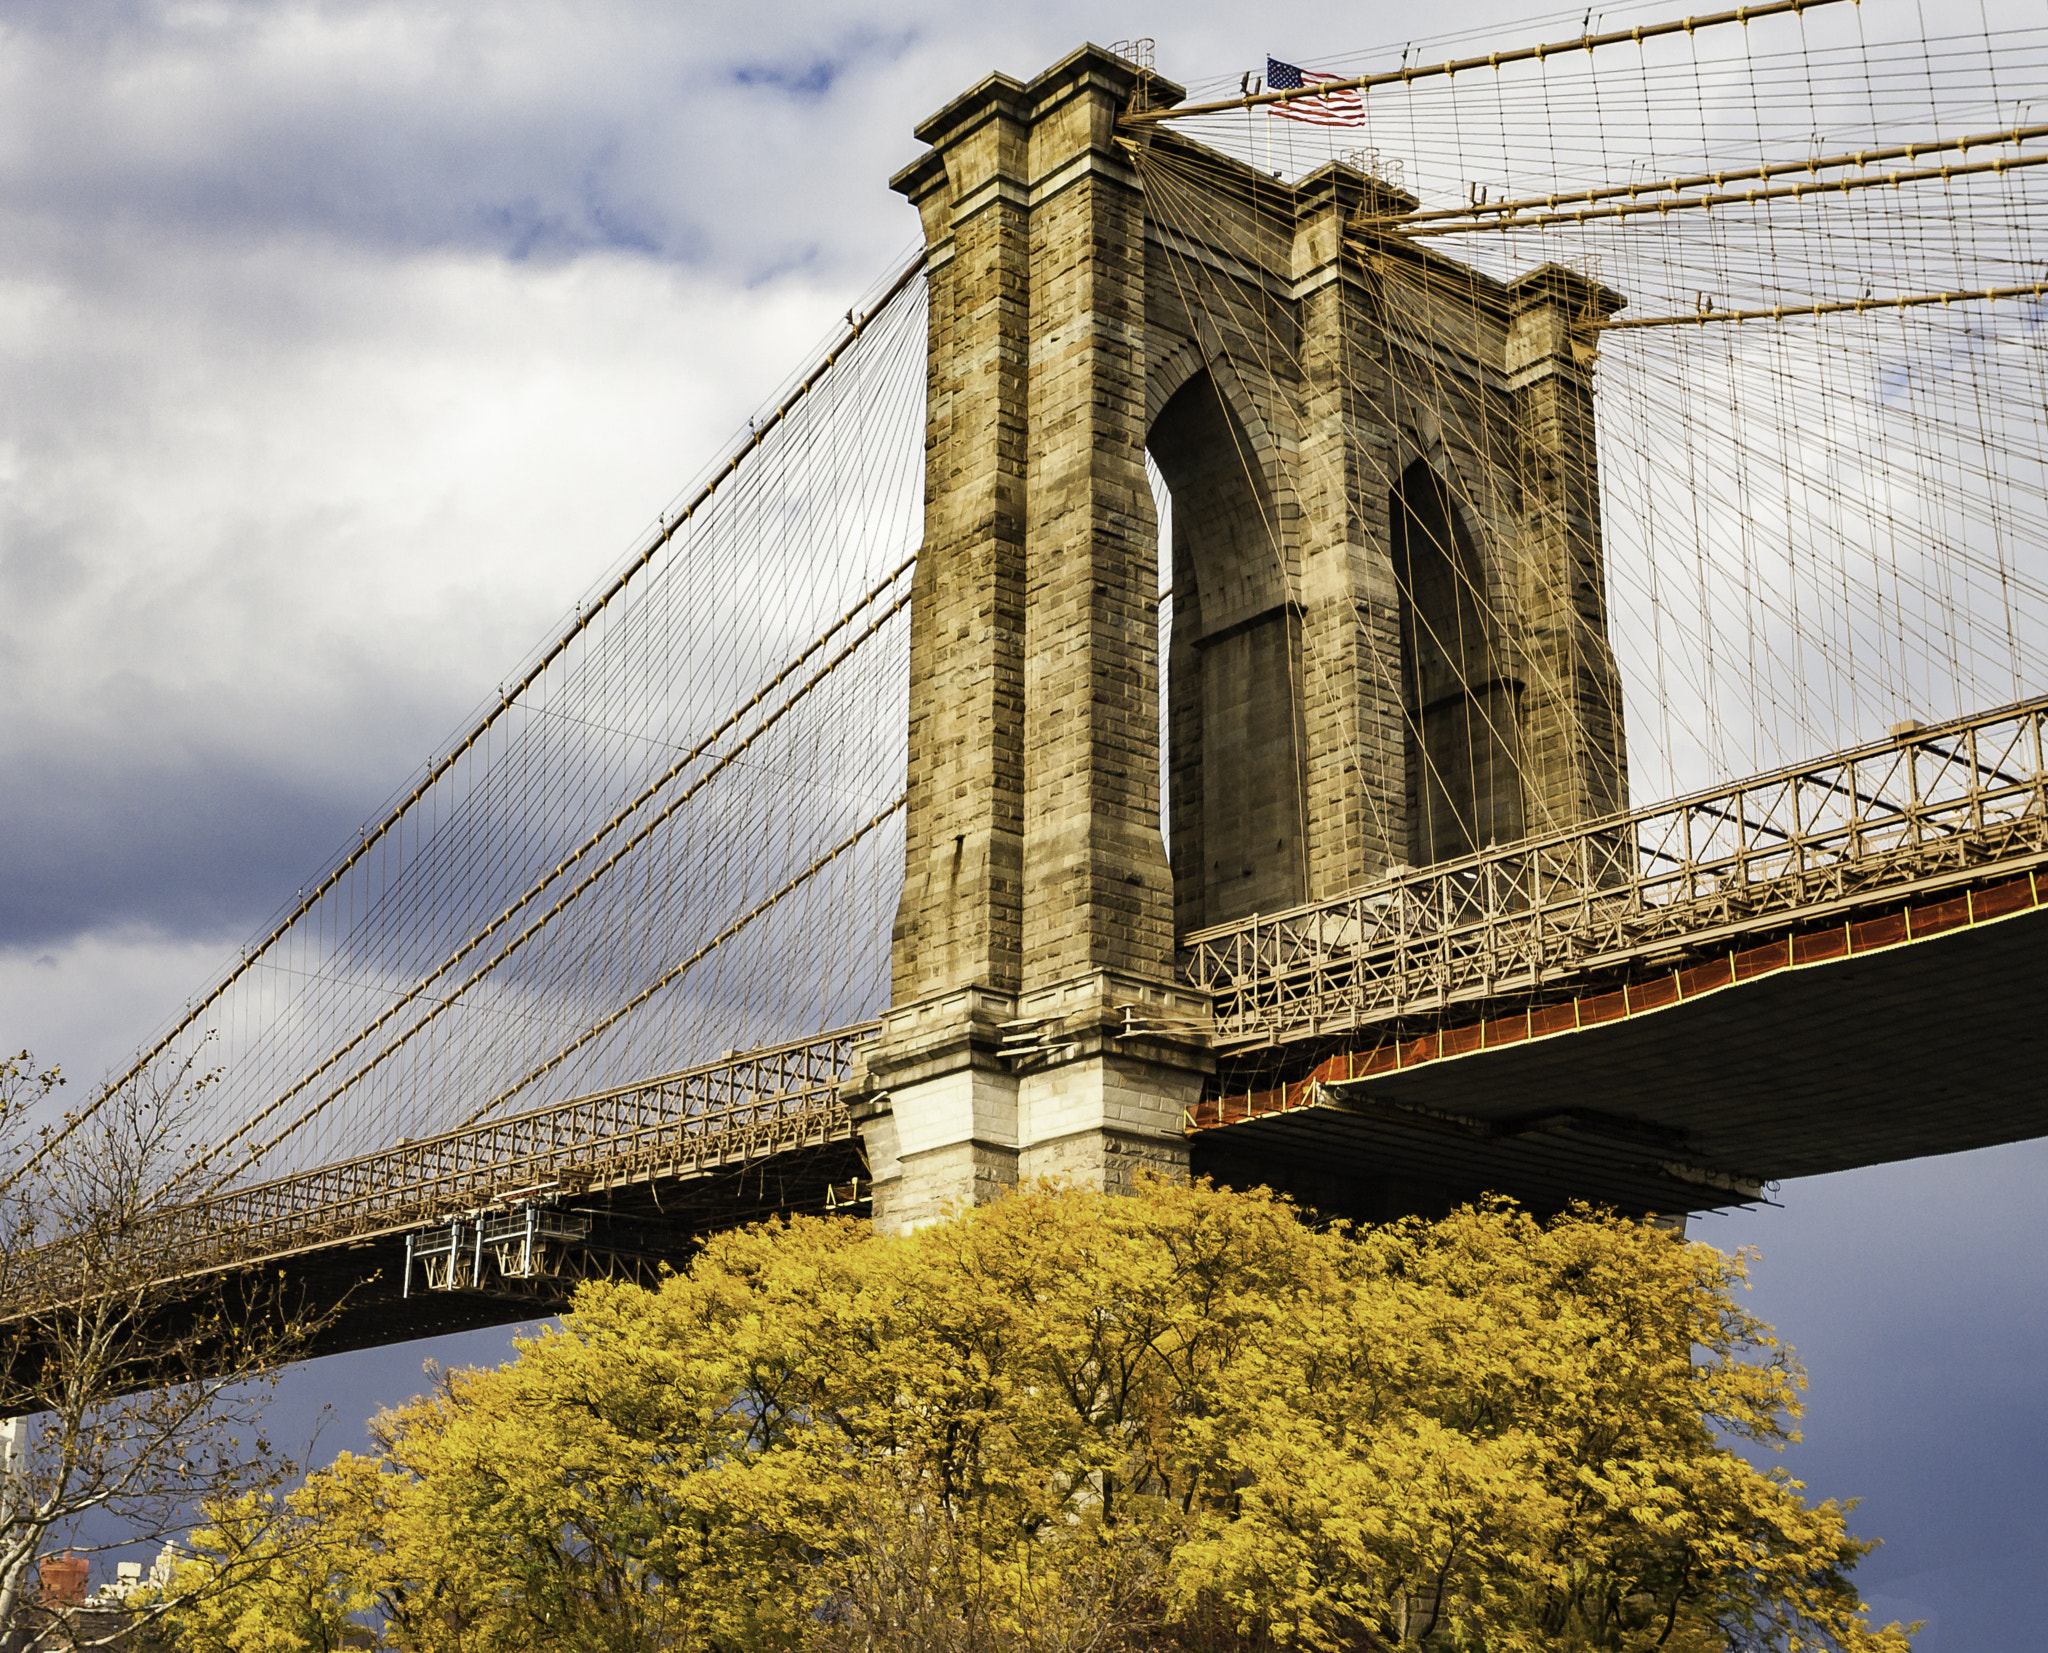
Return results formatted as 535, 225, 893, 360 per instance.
7, 1030, 866, 1318
16, 0, 2048, 1357
12, 694, 2040, 1323
1182, 696, 2048, 1047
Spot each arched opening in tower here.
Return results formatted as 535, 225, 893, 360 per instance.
1148, 370, 1308, 936
1391, 460, 1525, 867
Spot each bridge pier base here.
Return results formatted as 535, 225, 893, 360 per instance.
852, 974, 1210, 1233
853, 47, 1214, 1231
850, 987, 1019, 1231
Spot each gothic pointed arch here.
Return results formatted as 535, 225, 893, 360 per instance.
1391, 459, 1526, 866
1149, 365, 1306, 931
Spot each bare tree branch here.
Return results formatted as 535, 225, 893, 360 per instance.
1, 1050, 338, 1646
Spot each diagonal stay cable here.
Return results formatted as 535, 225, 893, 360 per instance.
1379, 119, 2048, 230
1120, 0, 1852, 126
8, 250, 928, 1198
179, 557, 913, 1184
196, 584, 916, 1191
1591, 278, 2048, 328
1380, 150, 2048, 236
455, 792, 908, 1129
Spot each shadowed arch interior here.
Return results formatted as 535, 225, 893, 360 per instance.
1149, 369, 1308, 934
1392, 460, 1526, 866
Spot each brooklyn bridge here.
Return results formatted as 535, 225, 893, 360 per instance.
10, 1, 2047, 1360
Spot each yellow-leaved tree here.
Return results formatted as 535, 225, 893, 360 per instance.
160, 1181, 1913, 1653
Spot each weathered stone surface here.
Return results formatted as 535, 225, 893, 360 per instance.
859, 48, 1628, 1229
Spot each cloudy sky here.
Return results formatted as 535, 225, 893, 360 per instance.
3, 1, 2044, 1644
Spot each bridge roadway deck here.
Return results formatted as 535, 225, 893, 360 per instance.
1186, 694, 2048, 1218
14, 697, 2046, 1361
1189, 865, 2048, 1218
9, 1030, 875, 1360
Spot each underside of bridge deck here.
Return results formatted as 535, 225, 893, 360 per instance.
246, 1139, 867, 1364
1192, 884, 2048, 1222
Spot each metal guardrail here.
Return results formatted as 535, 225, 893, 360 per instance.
9, 1028, 870, 1309
21, 699, 2048, 1308
1180, 696, 2048, 1048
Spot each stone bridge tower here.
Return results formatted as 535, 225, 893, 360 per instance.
852, 46, 1629, 1230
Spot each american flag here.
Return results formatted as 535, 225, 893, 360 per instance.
1266, 57, 1366, 126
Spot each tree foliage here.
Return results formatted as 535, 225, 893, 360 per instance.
165, 1180, 1912, 1653
0, 1049, 323, 1648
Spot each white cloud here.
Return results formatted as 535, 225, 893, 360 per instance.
9, 0, 1571, 977
0, 928, 234, 1089
6, 14, 2048, 1641
0, 225, 872, 945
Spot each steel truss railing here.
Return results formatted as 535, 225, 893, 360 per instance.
1181, 696, 2048, 1048
23, 698, 2048, 1308
10, 1028, 870, 1309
